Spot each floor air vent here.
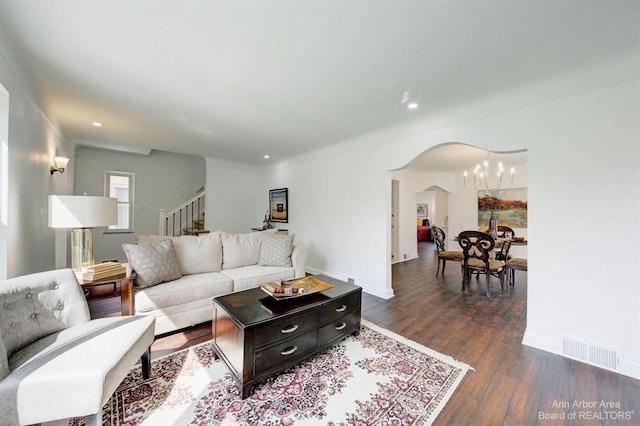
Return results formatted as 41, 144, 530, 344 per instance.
563, 338, 588, 362
589, 345, 619, 370
563, 337, 620, 370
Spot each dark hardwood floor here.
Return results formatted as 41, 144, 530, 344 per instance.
94, 242, 640, 425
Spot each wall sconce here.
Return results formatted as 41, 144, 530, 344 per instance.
50, 156, 70, 175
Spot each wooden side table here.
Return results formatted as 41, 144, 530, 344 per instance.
79, 276, 134, 316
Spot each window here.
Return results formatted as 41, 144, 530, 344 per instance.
105, 171, 134, 232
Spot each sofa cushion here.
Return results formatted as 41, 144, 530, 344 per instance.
136, 232, 223, 274
221, 232, 263, 270
123, 240, 182, 288
221, 265, 295, 292
134, 272, 233, 313
258, 233, 294, 267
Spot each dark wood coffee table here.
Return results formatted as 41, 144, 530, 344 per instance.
212, 274, 362, 399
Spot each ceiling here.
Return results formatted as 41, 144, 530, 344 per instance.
0, 1, 636, 165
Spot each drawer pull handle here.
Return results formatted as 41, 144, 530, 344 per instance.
281, 345, 298, 356
335, 322, 347, 331
335, 305, 347, 312
83, 288, 89, 297
281, 324, 299, 334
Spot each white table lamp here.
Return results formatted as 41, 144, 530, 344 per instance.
48, 195, 117, 271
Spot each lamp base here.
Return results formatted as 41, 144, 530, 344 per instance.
71, 228, 95, 271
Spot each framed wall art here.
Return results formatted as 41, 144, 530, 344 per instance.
269, 188, 289, 223
417, 203, 428, 218
477, 188, 527, 228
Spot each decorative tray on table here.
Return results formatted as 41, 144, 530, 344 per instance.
260, 276, 333, 300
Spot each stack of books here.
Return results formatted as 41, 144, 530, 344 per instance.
75, 262, 126, 282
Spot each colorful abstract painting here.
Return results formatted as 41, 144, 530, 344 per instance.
478, 188, 527, 229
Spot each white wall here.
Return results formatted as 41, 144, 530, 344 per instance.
264, 78, 639, 378
267, 148, 394, 298
434, 187, 449, 227
75, 148, 205, 263
205, 157, 267, 234
0, 42, 73, 277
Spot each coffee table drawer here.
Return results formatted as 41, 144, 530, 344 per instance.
319, 311, 360, 345
254, 330, 318, 373
322, 292, 360, 323
254, 310, 318, 348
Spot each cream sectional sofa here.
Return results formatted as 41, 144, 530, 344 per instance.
123, 230, 307, 335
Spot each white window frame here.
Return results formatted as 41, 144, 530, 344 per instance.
104, 171, 134, 233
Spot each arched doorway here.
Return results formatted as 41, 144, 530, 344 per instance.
389, 142, 528, 281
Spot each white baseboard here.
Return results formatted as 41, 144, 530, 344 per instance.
523, 331, 640, 380
391, 253, 419, 264
305, 267, 394, 300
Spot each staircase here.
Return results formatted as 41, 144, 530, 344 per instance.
159, 188, 209, 236
183, 218, 209, 236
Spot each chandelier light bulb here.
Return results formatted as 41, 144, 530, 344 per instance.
463, 152, 515, 193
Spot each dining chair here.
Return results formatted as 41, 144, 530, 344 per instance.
494, 238, 512, 261
484, 225, 516, 239
431, 225, 463, 277
504, 257, 528, 288
498, 225, 515, 238
457, 230, 508, 297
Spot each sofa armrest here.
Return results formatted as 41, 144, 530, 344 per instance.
291, 246, 308, 278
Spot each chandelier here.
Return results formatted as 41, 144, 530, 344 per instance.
463, 153, 515, 193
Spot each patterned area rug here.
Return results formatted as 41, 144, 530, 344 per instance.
69, 320, 472, 425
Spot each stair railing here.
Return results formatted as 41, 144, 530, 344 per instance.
159, 188, 206, 236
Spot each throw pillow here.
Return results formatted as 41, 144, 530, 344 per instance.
221, 232, 262, 269
136, 232, 223, 274
122, 239, 182, 288
258, 233, 294, 267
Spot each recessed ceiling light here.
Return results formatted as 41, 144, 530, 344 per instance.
264, 154, 270, 159
401, 91, 418, 110
91, 121, 102, 127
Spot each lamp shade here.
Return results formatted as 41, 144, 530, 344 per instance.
48, 195, 117, 228
54, 156, 69, 170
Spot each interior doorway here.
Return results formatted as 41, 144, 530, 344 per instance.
391, 179, 399, 262
389, 142, 527, 296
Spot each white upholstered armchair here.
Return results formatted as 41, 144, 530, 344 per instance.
0, 268, 155, 425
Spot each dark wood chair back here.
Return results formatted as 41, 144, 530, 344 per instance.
498, 225, 515, 238
494, 239, 512, 261
457, 230, 495, 265
484, 225, 516, 238
431, 225, 446, 253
